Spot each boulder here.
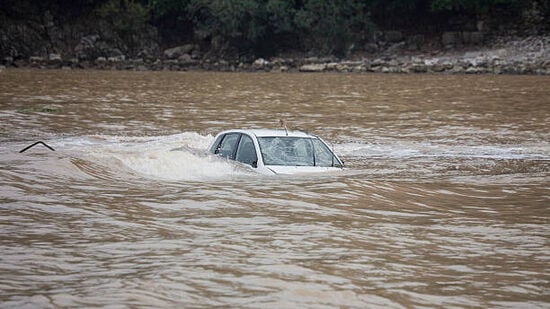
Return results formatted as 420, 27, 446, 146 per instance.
411, 63, 428, 73
107, 48, 124, 57
108, 55, 125, 62
14, 59, 27, 68
442, 32, 460, 47
463, 32, 484, 45
163, 44, 195, 59
371, 58, 384, 67
450, 65, 464, 74
430, 64, 447, 72
48, 53, 62, 63
29, 56, 45, 68
3, 56, 14, 65
326, 62, 339, 71
384, 31, 403, 43
352, 65, 366, 72
178, 54, 196, 65
74, 35, 100, 60
407, 35, 425, 50
299, 63, 326, 72
305, 57, 321, 63
364, 43, 378, 53
253, 58, 269, 70
271, 57, 290, 66
466, 67, 483, 74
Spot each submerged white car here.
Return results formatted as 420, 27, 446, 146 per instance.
208, 129, 344, 175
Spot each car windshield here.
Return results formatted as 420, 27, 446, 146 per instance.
257, 137, 341, 167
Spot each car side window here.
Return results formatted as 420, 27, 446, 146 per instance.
235, 135, 258, 166
216, 133, 240, 159
209, 135, 224, 153
312, 139, 337, 167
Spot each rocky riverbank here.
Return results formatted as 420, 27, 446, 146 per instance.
2, 34, 549, 75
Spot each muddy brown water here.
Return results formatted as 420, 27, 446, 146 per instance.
0, 69, 549, 308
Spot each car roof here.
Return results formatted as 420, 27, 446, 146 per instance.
219, 129, 314, 138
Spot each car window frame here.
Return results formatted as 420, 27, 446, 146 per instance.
214, 133, 241, 160
235, 134, 258, 167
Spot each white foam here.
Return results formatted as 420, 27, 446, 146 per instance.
50, 132, 253, 181
117, 149, 247, 181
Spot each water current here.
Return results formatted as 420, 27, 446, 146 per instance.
0, 69, 549, 308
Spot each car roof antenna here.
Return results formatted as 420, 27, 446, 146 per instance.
279, 119, 289, 136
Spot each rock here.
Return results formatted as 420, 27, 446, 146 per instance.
75, 35, 100, 60
464, 51, 481, 58
48, 53, 62, 63
271, 57, 290, 66
442, 32, 460, 47
253, 58, 269, 70
326, 62, 339, 71
371, 58, 384, 67
369, 65, 382, 73
407, 35, 425, 50
137, 49, 156, 62
492, 66, 503, 74
3, 56, 14, 65
29, 56, 45, 67
14, 59, 27, 68
466, 67, 483, 74
450, 65, 464, 73
163, 44, 195, 59
299, 63, 326, 72
178, 54, 195, 65
463, 32, 484, 45
473, 56, 489, 67
386, 42, 406, 54
384, 31, 403, 43
29, 56, 44, 63
364, 43, 379, 53
352, 65, 366, 72
271, 65, 288, 73
411, 63, 428, 73
107, 48, 124, 57
108, 55, 125, 62
29, 57, 45, 68
305, 57, 321, 63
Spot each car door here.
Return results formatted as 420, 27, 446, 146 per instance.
235, 134, 258, 167
215, 133, 240, 159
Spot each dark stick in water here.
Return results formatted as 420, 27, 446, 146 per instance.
19, 141, 55, 153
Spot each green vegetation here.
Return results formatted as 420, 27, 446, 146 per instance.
1, 0, 548, 58
430, 0, 521, 12
148, 0, 547, 57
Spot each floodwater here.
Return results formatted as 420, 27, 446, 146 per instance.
0, 69, 548, 308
